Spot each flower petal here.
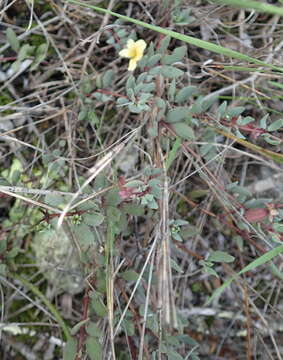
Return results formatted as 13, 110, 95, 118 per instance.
135, 39, 147, 52
119, 49, 131, 58
126, 39, 135, 48
128, 59, 137, 71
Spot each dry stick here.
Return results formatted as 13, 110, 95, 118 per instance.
138, 251, 155, 360
202, 37, 283, 102
64, 127, 141, 214
163, 122, 274, 248
247, 294, 283, 360
0, 59, 33, 93
0, 186, 90, 199
0, 187, 62, 214
57, 141, 126, 228
205, 67, 271, 99
243, 285, 253, 360
28, 7, 81, 103
156, 142, 178, 329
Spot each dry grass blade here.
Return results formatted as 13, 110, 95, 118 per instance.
57, 141, 126, 228
1, 0, 283, 358
157, 142, 178, 329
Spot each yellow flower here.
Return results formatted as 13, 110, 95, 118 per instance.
119, 39, 147, 71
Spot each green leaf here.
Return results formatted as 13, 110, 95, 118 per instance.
207, 251, 235, 263
166, 137, 182, 170
92, 298, 107, 317
200, 95, 218, 111
30, 43, 48, 71
171, 122, 195, 140
162, 45, 187, 65
135, 83, 151, 94
155, 97, 166, 109
44, 193, 64, 207
146, 197, 158, 209
126, 75, 136, 91
262, 134, 281, 145
0, 237, 7, 254
218, 101, 227, 116
6, 246, 20, 259
116, 97, 129, 106
201, 263, 219, 277
87, 110, 99, 124
73, 223, 95, 247
147, 54, 162, 67
18, 44, 34, 62
77, 200, 98, 211
122, 203, 145, 216
137, 72, 147, 82
120, 270, 139, 281
0, 264, 7, 276
129, 103, 148, 113
259, 114, 268, 129
175, 86, 199, 104
139, 92, 152, 103
168, 78, 176, 102
273, 223, 283, 233
6, 28, 20, 52
63, 337, 77, 360
102, 69, 115, 87
226, 106, 245, 118
125, 180, 144, 187
86, 322, 103, 338
78, 108, 87, 121
122, 319, 135, 336
105, 189, 121, 206
158, 35, 171, 53
172, 232, 183, 242
237, 116, 254, 125
259, 114, 269, 129
235, 128, 245, 139
226, 183, 252, 197
174, 219, 189, 226
141, 82, 155, 92
148, 66, 163, 76
86, 337, 102, 360
166, 348, 184, 360
82, 212, 104, 226
166, 107, 190, 123
161, 65, 184, 78
70, 319, 90, 335
267, 118, 283, 132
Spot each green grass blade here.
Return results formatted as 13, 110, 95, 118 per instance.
214, 0, 283, 16
269, 81, 283, 90
66, 0, 283, 73
207, 244, 283, 304
166, 137, 182, 170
